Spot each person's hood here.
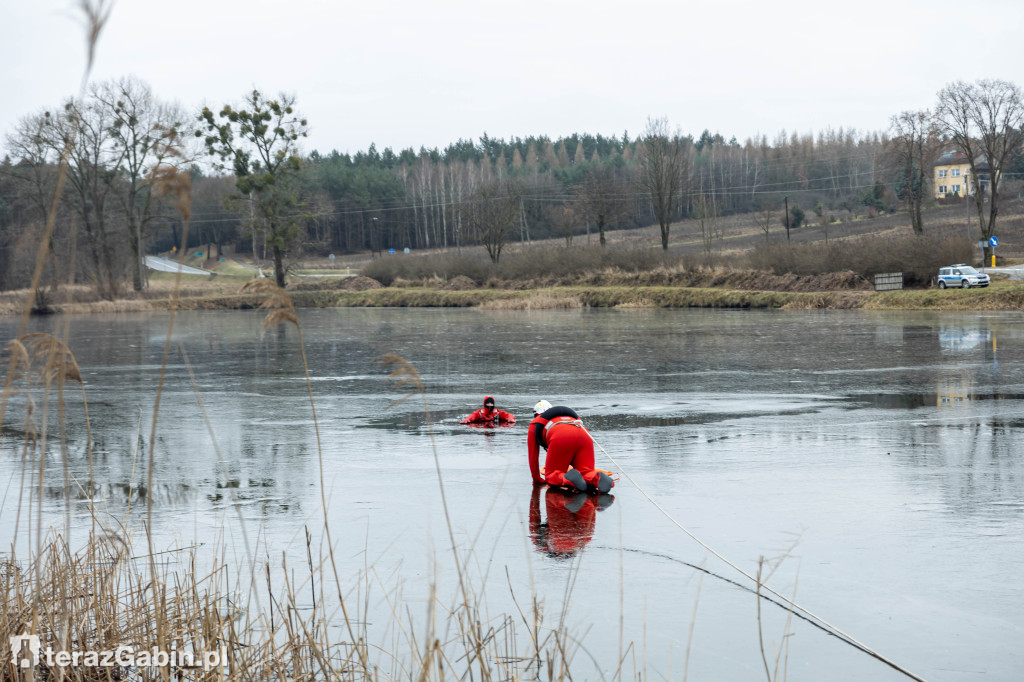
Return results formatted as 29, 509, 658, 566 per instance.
483, 395, 495, 409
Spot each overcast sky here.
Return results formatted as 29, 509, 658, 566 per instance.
3, 0, 1023, 159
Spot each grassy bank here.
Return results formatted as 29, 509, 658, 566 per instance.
0, 287, 1009, 314
11, 283, 1023, 314
323, 284, 1024, 311
863, 284, 1024, 310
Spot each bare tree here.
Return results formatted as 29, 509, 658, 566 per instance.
194, 175, 241, 259
695, 145, 721, 256
40, 98, 127, 299
5, 115, 63, 220
638, 117, 690, 250
756, 203, 774, 244
887, 110, 939, 234
575, 164, 628, 246
3, 114, 66, 305
935, 79, 1024, 260
96, 76, 190, 291
695, 180, 719, 256
551, 203, 577, 246
461, 180, 520, 263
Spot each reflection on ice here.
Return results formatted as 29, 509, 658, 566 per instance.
528, 486, 614, 559
939, 326, 992, 351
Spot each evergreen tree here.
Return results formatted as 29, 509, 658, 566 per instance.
574, 141, 586, 165
556, 141, 570, 168
198, 90, 309, 287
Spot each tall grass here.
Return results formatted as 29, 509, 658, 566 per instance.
0, 527, 591, 680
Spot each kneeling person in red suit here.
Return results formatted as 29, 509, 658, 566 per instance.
527, 400, 613, 494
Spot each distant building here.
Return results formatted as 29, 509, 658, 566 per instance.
934, 150, 992, 199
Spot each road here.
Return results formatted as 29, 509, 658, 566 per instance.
986, 265, 1024, 280
144, 255, 214, 275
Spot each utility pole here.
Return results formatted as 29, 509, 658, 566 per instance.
965, 191, 969, 239
966, 192, 971, 264
784, 195, 791, 242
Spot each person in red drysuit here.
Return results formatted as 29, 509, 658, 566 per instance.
528, 486, 614, 558
527, 400, 613, 494
460, 396, 516, 425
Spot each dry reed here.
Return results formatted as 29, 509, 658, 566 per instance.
477, 293, 583, 310
0, 515, 591, 680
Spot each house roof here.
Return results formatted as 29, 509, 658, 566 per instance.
936, 150, 989, 170
936, 150, 967, 165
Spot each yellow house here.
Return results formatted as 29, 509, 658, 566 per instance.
934, 150, 991, 199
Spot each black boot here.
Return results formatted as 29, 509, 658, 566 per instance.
563, 469, 586, 492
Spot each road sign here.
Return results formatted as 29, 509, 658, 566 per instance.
990, 236, 999, 247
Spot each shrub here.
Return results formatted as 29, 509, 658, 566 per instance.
745, 228, 972, 287
790, 205, 805, 229
360, 246, 688, 285
360, 252, 492, 286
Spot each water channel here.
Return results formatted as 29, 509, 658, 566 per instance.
1, 307, 1022, 680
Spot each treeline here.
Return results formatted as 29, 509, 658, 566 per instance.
3, 76, 1021, 297
299, 126, 891, 254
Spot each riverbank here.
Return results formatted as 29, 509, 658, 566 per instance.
5, 279, 1024, 315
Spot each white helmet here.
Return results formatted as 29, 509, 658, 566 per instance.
533, 399, 553, 415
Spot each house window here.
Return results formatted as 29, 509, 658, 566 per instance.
938, 185, 948, 194
952, 184, 961, 194
952, 168, 961, 177
938, 169, 948, 178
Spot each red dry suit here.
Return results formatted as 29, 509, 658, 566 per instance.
460, 396, 516, 425
528, 406, 602, 488
529, 486, 596, 557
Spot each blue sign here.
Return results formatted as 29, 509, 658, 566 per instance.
990, 236, 999, 247
388, 248, 395, 255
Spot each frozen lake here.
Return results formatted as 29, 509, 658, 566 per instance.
2, 307, 1022, 680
